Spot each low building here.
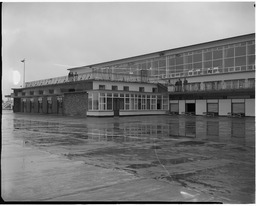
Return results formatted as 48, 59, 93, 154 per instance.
11, 33, 255, 117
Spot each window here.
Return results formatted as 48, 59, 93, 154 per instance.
49, 89, 54, 94
224, 58, 234, 67
134, 95, 138, 110
138, 95, 142, 110
235, 46, 246, 56
130, 94, 135, 110
204, 51, 212, 61
99, 93, 106, 110
224, 48, 234, 58
157, 95, 162, 110
213, 50, 222, 59
163, 97, 168, 110
93, 93, 99, 110
99, 85, 105, 90
151, 95, 156, 110
248, 79, 255, 88
235, 56, 246, 66
147, 95, 150, 110
123, 86, 129, 91
125, 94, 130, 110
142, 95, 146, 110
112, 85, 118, 91
30, 91, 34, 95
193, 53, 202, 62
139, 87, 145, 92
107, 93, 112, 110
152, 88, 158, 93
247, 44, 255, 55
88, 93, 92, 110
39, 90, 43, 95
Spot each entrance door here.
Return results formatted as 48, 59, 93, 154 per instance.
113, 98, 120, 116
186, 103, 195, 114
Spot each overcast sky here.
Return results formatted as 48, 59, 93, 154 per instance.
2, 2, 255, 98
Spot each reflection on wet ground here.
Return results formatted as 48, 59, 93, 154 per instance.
2, 111, 255, 203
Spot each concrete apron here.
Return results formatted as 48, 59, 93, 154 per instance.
2, 142, 214, 202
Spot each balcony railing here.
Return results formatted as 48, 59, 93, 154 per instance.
24, 64, 255, 88
168, 81, 255, 93
157, 65, 255, 80
24, 71, 154, 88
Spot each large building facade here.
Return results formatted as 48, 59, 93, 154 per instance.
11, 33, 255, 117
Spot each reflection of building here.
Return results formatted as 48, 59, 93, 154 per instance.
10, 33, 255, 117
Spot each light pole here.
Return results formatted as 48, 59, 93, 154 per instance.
21, 59, 25, 87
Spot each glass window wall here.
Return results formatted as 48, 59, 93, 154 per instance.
88, 92, 168, 111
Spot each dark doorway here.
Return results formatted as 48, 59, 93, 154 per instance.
186, 103, 195, 114
113, 98, 120, 117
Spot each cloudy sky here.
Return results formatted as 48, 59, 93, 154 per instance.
2, 2, 255, 98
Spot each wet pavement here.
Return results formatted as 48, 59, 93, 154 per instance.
1, 110, 255, 203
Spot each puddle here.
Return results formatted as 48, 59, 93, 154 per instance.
152, 156, 209, 165
176, 141, 205, 146
126, 163, 156, 169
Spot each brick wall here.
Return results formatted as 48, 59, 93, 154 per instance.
63, 92, 88, 117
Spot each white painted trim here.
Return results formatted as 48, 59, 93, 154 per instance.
232, 99, 245, 103
207, 99, 218, 103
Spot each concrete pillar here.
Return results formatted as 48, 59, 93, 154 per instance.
219, 99, 231, 116
34, 97, 38, 113
52, 96, 58, 114
245, 99, 255, 117
196, 100, 206, 115
42, 97, 47, 113
178, 100, 185, 114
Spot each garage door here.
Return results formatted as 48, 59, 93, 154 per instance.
207, 103, 218, 113
232, 103, 245, 114
170, 103, 179, 113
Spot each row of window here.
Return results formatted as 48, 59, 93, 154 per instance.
170, 102, 245, 114
171, 78, 255, 92
88, 92, 168, 111
95, 41, 255, 76
99, 85, 158, 93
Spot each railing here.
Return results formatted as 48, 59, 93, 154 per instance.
157, 65, 255, 80
24, 71, 153, 88
24, 64, 255, 88
168, 81, 255, 93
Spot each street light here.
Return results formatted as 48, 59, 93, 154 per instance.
21, 59, 25, 87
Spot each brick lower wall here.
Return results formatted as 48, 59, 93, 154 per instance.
63, 92, 88, 117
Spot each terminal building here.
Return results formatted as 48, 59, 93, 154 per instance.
11, 33, 255, 117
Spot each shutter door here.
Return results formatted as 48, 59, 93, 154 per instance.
170, 103, 179, 112
232, 103, 245, 114
207, 103, 218, 113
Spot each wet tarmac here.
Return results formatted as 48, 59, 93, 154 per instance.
2, 110, 255, 203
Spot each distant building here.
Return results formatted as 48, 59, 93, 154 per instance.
10, 33, 255, 117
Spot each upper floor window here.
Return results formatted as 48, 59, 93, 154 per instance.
112, 85, 118, 91
139, 87, 145, 92
30, 91, 34, 95
49, 89, 54, 94
99, 85, 106, 90
152, 88, 158, 93
123, 86, 129, 91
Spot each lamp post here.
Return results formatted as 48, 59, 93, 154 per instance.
21, 59, 25, 87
